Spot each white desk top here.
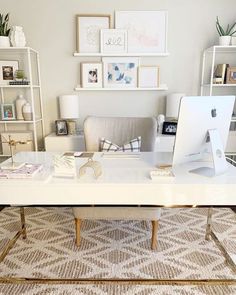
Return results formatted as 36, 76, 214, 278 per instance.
0, 152, 236, 206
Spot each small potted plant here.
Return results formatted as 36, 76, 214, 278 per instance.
0, 13, 10, 47
216, 17, 236, 46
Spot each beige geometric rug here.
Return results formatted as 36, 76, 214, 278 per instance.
0, 207, 235, 295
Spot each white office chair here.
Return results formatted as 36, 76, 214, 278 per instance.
73, 116, 161, 249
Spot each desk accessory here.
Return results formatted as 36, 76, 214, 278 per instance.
150, 167, 174, 179
53, 154, 76, 177
78, 158, 102, 179
0, 135, 32, 170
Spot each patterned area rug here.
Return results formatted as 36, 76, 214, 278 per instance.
0, 207, 235, 295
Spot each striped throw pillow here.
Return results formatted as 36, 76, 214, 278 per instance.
100, 136, 141, 152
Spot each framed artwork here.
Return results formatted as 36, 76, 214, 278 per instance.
103, 57, 139, 88
55, 120, 68, 135
115, 10, 168, 53
162, 121, 177, 135
76, 14, 111, 53
0, 60, 19, 85
100, 29, 128, 53
138, 66, 160, 88
81, 62, 103, 88
1, 103, 16, 120
226, 67, 236, 84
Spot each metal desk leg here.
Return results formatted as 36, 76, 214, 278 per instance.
0, 207, 26, 263
206, 207, 236, 273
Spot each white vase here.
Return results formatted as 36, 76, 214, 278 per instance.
0, 36, 10, 47
9, 26, 26, 47
22, 102, 32, 121
15, 95, 27, 120
219, 36, 231, 46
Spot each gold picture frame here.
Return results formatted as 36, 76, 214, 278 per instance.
76, 14, 111, 53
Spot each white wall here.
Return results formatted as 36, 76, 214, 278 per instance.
1, 0, 236, 135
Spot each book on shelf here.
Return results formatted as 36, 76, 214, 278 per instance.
0, 163, 43, 179
213, 64, 229, 84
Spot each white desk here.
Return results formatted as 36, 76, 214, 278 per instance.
0, 151, 236, 206
0, 151, 236, 283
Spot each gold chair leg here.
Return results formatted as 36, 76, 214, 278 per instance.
151, 220, 159, 250
75, 218, 81, 247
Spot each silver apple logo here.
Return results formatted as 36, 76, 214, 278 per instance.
211, 108, 217, 118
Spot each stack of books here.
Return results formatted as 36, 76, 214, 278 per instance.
213, 64, 229, 84
9, 80, 30, 85
0, 163, 43, 179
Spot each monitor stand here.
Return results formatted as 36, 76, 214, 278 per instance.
190, 129, 228, 177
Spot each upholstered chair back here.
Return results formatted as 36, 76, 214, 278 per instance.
83, 116, 157, 152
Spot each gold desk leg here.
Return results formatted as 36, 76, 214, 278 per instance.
205, 207, 236, 274
0, 207, 26, 263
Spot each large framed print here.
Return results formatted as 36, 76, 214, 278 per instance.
0, 60, 19, 85
115, 11, 168, 53
103, 57, 139, 88
81, 62, 103, 88
76, 14, 111, 53
100, 29, 127, 53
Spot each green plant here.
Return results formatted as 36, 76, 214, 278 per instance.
216, 16, 236, 36
0, 13, 10, 36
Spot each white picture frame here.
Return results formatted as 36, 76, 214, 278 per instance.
76, 14, 111, 53
115, 10, 168, 53
100, 29, 128, 53
103, 57, 139, 88
1, 103, 16, 120
138, 66, 160, 88
81, 62, 103, 88
0, 60, 19, 85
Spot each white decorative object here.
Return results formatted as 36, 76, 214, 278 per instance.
138, 66, 160, 88
15, 94, 27, 120
9, 26, 26, 47
59, 95, 79, 135
166, 93, 186, 119
157, 114, 165, 134
53, 155, 76, 177
100, 29, 127, 53
115, 11, 168, 53
0, 36, 10, 47
219, 36, 231, 46
22, 102, 32, 121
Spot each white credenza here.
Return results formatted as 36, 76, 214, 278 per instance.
44, 133, 175, 152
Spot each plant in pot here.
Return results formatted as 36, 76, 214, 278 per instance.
216, 16, 236, 46
0, 13, 11, 47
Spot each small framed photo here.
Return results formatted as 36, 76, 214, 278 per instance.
226, 67, 236, 84
103, 57, 139, 88
138, 66, 160, 88
1, 104, 16, 120
162, 121, 177, 135
55, 120, 68, 135
0, 60, 19, 85
100, 29, 127, 53
76, 14, 111, 53
81, 62, 103, 88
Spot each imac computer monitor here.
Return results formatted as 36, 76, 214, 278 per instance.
172, 96, 235, 177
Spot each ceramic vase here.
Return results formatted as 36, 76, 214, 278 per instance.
0, 36, 10, 47
22, 102, 32, 121
15, 95, 27, 120
9, 26, 26, 47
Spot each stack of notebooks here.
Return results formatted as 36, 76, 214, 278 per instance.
0, 163, 43, 179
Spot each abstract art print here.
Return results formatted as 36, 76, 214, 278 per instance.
76, 14, 111, 53
103, 57, 139, 88
115, 11, 168, 53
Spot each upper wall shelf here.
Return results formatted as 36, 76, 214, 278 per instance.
73, 52, 170, 57
205, 45, 236, 53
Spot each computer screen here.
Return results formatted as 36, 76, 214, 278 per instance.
172, 96, 235, 177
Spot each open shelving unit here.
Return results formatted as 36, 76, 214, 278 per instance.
200, 45, 236, 158
0, 47, 45, 156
